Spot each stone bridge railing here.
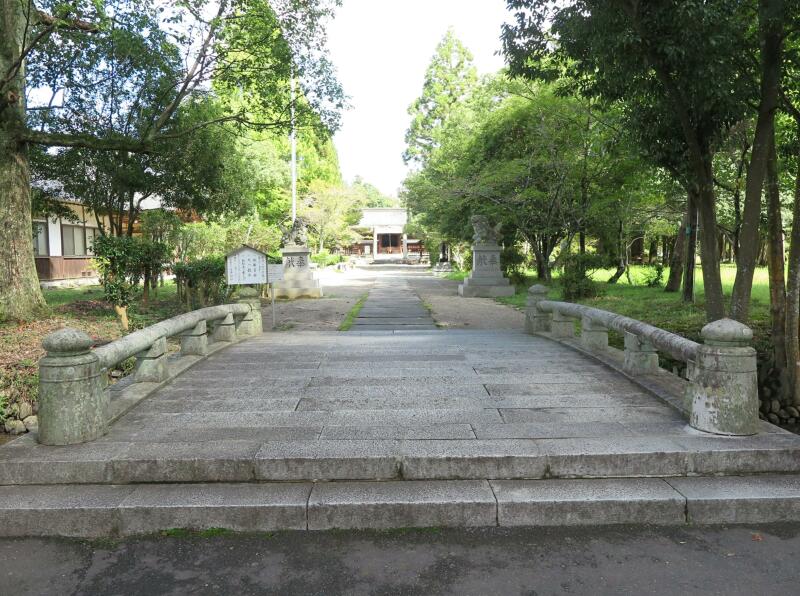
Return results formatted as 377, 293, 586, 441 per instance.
525, 285, 759, 436
37, 289, 263, 446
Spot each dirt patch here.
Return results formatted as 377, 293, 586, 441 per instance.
407, 273, 525, 330
263, 266, 374, 332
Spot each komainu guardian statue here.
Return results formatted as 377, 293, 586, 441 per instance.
283, 217, 309, 247
470, 215, 502, 245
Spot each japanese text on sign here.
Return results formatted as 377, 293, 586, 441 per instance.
226, 247, 267, 285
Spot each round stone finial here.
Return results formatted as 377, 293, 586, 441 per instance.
528, 284, 549, 296
701, 318, 753, 346
42, 328, 94, 356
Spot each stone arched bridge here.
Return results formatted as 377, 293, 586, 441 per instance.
1, 268, 800, 537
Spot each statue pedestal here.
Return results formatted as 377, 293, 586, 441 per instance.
273, 246, 323, 299
458, 243, 514, 298
433, 261, 453, 273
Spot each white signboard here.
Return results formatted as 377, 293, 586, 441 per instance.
226, 246, 267, 285
267, 264, 284, 283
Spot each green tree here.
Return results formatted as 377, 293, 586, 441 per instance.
0, 0, 342, 321
403, 29, 477, 165
503, 0, 754, 320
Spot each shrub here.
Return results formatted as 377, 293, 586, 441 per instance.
173, 257, 227, 309
501, 245, 527, 285
642, 264, 665, 288
93, 235, 142, 329
311, 250, 345, 267
560, 253, 605, 301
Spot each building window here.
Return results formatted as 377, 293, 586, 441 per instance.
62, 224, 99, 257
85, 227, 99, 255
33, 222, 48, 256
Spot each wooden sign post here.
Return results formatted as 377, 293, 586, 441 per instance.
267, 264, 284, 329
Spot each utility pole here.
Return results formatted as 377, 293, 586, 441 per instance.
290, 71, 297, 223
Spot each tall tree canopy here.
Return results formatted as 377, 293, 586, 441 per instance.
0, 0, 343, 321
403, 28, 477, 166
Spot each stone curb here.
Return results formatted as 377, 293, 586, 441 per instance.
2, 476, 800, 537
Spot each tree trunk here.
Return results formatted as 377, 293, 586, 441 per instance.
648, 239, 658, 264
532, 241, 551, 281
730, 0, 785, 322
787, 123, 800, 406
0, 3, 47, 321
607, 220, 626, 284
683, 191, 699, 304
142, 272, 150, 305
665, 216, 687, 292
114, 305, 129, 331
766, 130, 787, 397
694, 166, 725, 319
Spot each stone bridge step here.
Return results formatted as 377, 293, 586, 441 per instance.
2, 435, 799, 485
2, 475, 800, 537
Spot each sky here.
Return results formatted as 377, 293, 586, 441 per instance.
327, 0, 511, 198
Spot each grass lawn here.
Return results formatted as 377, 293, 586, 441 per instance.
0, 282, 184, 427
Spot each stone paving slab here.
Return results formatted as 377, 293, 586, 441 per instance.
308, 480, 496, 530
319, 424, 476, 440
349, 324, 438, 331
473, 422, 637, 440
0, 484, 134, 537
491, 478, 686, 526
666, 475, 800, 524
118, 483, 311, 534
500, 406, 683, 425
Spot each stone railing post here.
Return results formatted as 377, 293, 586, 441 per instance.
38, 329, 108, 445
623, 332, 659, 375
688, 319, 759, 435
134, 336, 170, 383
550, 310, 575, 339
213, 312, 237, 342
180, 320, 208, 356
581, 317, 608, 351
525, 285, 550, 333
236, 287, 263, 337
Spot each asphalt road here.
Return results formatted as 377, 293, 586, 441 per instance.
2, 524, 799, 595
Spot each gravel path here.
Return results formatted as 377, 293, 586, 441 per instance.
407, 270, 525, 330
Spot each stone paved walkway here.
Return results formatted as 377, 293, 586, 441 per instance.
350, 268, 436, 331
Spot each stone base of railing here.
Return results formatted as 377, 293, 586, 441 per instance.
38, 300, 262, 446
524, 285, 761, 437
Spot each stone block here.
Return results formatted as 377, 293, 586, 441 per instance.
550, 310, 575, 339
180, 320, 208, 356
623, 332, 659, 375
212, 313, 237, 343
580, 317, 608, 351
254, 441, 404, 481
319, 424, 476, 440
118, 483, 311, 535
491, 478, 686, 526
537, 437, 689, 478
308, 480, 497, 530
400, 439, 546, 479
667, 475, 800, 524
0, 442, 129, 485
472, 421, 634, 440
134, 336, 170, 383
110, 441, 261, 483
0, 484, 132, 537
